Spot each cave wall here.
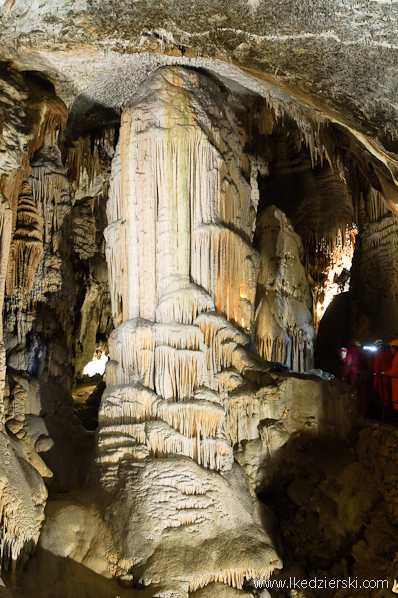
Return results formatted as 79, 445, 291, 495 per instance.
349, 187, 398, 340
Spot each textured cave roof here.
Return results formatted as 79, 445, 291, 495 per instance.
1, 0, 398, 185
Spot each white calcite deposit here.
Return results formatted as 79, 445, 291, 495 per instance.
100, 66, 281, 595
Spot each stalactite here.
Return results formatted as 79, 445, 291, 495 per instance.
255, 301, 313, 373
214, 369, 244, 402
188, 566, 272, 592
98, 383, 161, 425
142, 421, 233, 471
106, 140, 122, 225
107, 319, 154, 388
154, 345, 204, 400
6, 181, 42, 293
256, 334, 289, 366
191, 225, 259, 329
63, 129, 116, 189
155, 285, 215, 325
156, 400, 225, 438
29, 164, 70, 246
195, 312, 248, 388
225, 391, 270, 447
361, 217, 398, 251
104, 220, 124, 322
365, 187, 391, 223
98, 421, 233, 471
27, 94, 68, 161
154, 322, 205, 351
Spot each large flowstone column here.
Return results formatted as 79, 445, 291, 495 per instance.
99, 67, 280, 596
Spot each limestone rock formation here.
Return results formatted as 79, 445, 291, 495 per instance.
350, 187, 398, 340
1, 3, 398, 595
98, 66, 280, 595
255, 205, 314, 372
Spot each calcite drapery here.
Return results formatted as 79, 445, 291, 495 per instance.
255, 205, 314, 372
350, 187, 398, 339
100, 66, 280, 595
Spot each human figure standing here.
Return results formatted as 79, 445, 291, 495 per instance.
342, 340, 368, 416
382, 340, 398, 413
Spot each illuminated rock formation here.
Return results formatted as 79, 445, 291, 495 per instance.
255, 205, 314, 372
99, 66, 280, 594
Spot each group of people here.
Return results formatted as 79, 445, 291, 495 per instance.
341, 339, 398, 418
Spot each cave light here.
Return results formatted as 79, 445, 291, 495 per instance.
314, 225, 357, 331
83, 349, 109, 376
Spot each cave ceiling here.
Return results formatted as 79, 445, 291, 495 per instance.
1, 0, 398, 203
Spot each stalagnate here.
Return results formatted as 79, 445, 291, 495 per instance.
98, 66, 280, 595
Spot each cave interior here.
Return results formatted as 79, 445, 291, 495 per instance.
1, 27, 398, 598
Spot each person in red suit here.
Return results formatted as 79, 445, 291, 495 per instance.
342, 340, 368, 416
382, 340, 398, 412
373, 339, 393, 408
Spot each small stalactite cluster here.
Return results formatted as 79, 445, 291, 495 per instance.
188, 566, 272, 593
6, 181, 42, 293
311, 225, 357, 331
62, 126, 117, 199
